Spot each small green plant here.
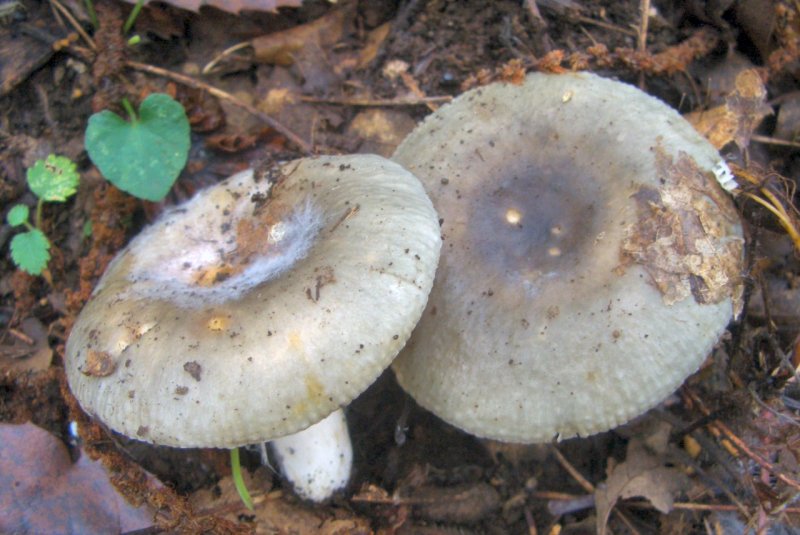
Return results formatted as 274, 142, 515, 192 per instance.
230, 448, 254, 511
83, 0, 145, 41
7, 155, 80, 275
85, 93, 190, 202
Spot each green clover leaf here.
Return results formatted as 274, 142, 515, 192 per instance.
27, 154, 80, 202
85, 93, 190, 202
7, 204, 30, 227
10, 229, 51, 275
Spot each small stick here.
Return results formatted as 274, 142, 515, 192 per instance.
637, 0, 651, 88
751, 134, 800, 149
551, 446, 594, 493
576, 15, 637, 37
683, 388, 800, 492
125, 60, 314, 155
298, 95, 452, 107
637, 0, 651, 54
49, 0, 96, 50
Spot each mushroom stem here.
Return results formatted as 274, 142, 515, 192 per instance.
269, 409, 353, 502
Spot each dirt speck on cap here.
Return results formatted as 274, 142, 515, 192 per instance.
183, 361, 202, 382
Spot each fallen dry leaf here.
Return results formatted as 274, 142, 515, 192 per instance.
346, 109, 417, 157
686, 68, 773, 150
595, 431, 690, 535
774, 92, 800, 142
0, 422, 154, 534
251, 8, 349, 66
191, 470, 370, 534
0, 317, 53, 373
357, 22, 391, 69
124, 0, 300, 15
399, 483, 501, 525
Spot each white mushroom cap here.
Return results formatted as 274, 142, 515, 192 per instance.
65, 154, 441, 448
391, 72, 744, 443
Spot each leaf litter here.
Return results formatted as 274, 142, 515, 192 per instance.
2, 0, 800, 533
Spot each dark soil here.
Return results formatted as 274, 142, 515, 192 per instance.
2, 0, 800, 533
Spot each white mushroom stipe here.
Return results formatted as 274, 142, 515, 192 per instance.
269, 409, 353, 502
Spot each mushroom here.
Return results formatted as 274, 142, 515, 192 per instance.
391, 72, 744, 443
65, 154, 442, 501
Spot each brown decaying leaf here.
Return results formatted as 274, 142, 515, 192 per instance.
0, 422, 154, 534
357, 22, 392, 69
595, 426, 690, 535
251, 7, 349, 65
123, 0, 300, 15
191, 471, 371, 534
0, 317, 52, 373
774, 92, 800, 141
346, 109, 417, 157
401, 483, 502, 524
686, 68, 773, 150
205, 132, 260, 152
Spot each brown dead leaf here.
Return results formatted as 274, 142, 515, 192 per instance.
734, 0, 777, 62
258, 87, 297, 115
686, 68, 773, 150
205, 132, 260, 153
124, 0, 301, 15
774, 92, 800, 141
0, 422, 154, 534
177, 86, 226, 133
595, 432, 690, 535
0, 317, 52, 373
357, 22, 391, 69
191, 470, 370, 534
399, 483, 502, 525
252, 8, 349, 66
347, 109, 417, 157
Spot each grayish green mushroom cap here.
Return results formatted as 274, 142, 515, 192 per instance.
66, 154, 442, 448
392, 72, 744, 443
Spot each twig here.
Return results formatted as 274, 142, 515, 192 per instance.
733, 163, 800, 253
8, 328, 34, 345
202, 42, 250, 76
637, 0, 651, 88
683, 388, 800, 492
637, 0, 651, 53
751, 134, 800, 149
524, 506, 538, 535
576, 15, 637, 37
551, 446, 594, 493
749, 386, 800, 430
125, 61, 313, 155
298, 95, 452, 107
49, 0, 96, 51
524, 0, 547, 27
633, 501, 800, 514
